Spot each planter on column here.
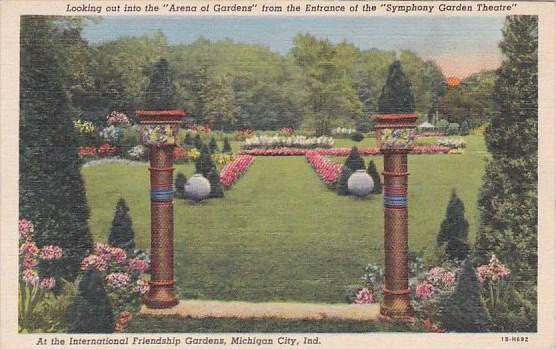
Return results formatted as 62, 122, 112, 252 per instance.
374, 113, 417, 322
137, 110, 185, 309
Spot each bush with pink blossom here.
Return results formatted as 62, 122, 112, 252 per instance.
18, 218, 69, 332
79, 242, 150, 331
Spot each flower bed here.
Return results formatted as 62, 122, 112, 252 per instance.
242, 135, 334, 149
79, 144, 120, 159
241, 146, 450, 156
305, 151, 343, 185
435, 137, 466, 149
417, 131, 445, 137
220, 155, 254, 189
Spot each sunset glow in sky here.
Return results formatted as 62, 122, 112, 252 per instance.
83, 17, 506, 79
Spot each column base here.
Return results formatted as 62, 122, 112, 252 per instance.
144, 282, 179, 309
380, 296, 414, 323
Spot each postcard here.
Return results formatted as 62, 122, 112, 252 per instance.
1, 1, 555, 348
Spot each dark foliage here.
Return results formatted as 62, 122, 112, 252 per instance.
19, 16, 92, 281
336, 166, 354, 196
350, 132, 365, 142
366, 160, 382, 194
344, 147, 365, 172
144, 58, 176, 110
108, 198, 135, 252
66, 270, 114, 333
194, 134, 203, 150
174, 172, 187, 199
378, 60, 415, 114
209, 136, 219, 153
437, 190, 470, 261
208, 168, 224, 198
195, 144, 215, 177
439, 260, 489, 332
222, 137, 232, 153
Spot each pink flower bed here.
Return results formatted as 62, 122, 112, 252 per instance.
220, 155, 254, 189
241, 146, 449, 156
476, 255, 510, 283
305, 151, 343, 185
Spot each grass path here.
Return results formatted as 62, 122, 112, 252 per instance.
82, 135, 486, 305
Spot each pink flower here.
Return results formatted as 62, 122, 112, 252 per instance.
93, 242, 113, 261
128, 257, 149, 273
415, 281, 435, 300
23, 256, 38, 268
114, 324, 124, 332
40, 245, 63, 260
39, 277, 56, 290
426, 267, 447, 284
106, 272, 131, 289
19, 241, 39, 257
106, 111, 130, 126
81, 254, 108, 272
19, 219, 34, 240
134, 279, 150, 295
21, 268, 39, 286
440, 271, 456, 287
305, 151, 343, 185
354, 288, 374, 304
110, 248, 127, 264
119, 311, 133, 324
476, 255, 511, 283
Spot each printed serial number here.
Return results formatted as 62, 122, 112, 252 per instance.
501, 336, 529, 342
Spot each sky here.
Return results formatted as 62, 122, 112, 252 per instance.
82, 16, 506, 78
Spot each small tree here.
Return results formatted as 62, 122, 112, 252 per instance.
222, 137, 232, 153
66, 270, 114, 333
378, 60, 415, 114
460, 120, 470, 136
336, 166, 353, 196
144, 58, 176, 110
174, 172, 187, 199
344, 147, 365, 172
195, 144, 214, 177
208, 168, 224, 198
439, 259, 489, 332
209, 136, 219, 153
194, 134, 203, 150
184, 133, 194, 148
367, 160, 382, 194
437, 190, 470, 261
108, 198, 135, 252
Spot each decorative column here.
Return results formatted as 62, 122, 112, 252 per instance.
137, 110, 185, 309
374, 114, 417, 322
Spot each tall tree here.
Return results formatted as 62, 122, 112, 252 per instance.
378, 60, 415, 113
144, 58, 176, 110
291, 34, 363, 135
20, 16, 92, 281
201, 74, 239, 130
474, 16, 538, 283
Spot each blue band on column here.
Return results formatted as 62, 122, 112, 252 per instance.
151, 189, 173, 201
384, 195, 407, 207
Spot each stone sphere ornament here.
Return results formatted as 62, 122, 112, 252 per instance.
347, 170, 374, 197
185, 174, 211, 202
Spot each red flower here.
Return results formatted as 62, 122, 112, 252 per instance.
173, 147, 187, 162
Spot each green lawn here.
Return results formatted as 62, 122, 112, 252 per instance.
82, 134, 487, 330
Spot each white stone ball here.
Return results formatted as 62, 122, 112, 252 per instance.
184, 174, 211, 202
348, 169, 374, 197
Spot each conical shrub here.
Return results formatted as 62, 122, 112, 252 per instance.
108, 198, 135, 252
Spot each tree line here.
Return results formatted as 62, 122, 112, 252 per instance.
41, 17, 494, 135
